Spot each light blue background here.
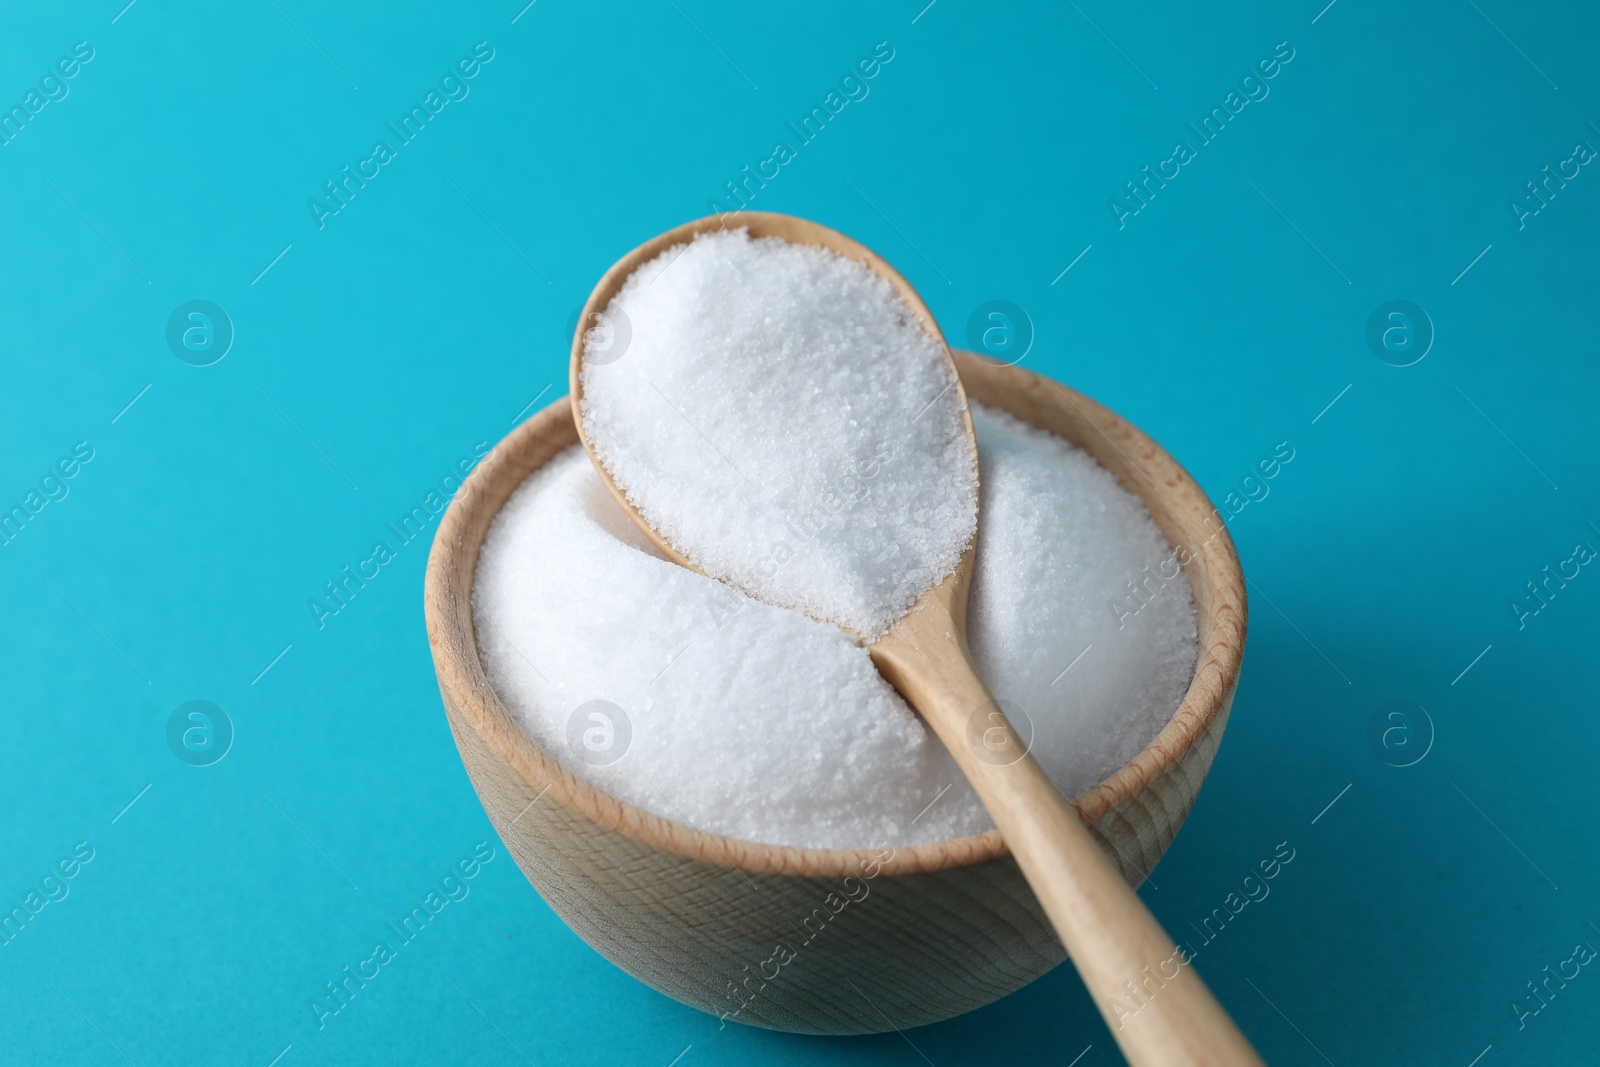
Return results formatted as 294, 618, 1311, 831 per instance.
2, 1, 1597, 1063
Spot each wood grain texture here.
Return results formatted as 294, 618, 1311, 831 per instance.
424, 351, 1247, 1035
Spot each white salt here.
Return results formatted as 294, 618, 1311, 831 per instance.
474, 404, 1197, 850
474, 442, 985, 849
967, 406, 1199, 794
578, 227, 978, 640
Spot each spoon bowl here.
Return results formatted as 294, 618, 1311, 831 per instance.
568, 209, 976, 581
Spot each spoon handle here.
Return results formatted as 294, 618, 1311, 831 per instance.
872, 594, 1264, 1067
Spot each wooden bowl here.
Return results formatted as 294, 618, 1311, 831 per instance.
424, 351, 1247, 1036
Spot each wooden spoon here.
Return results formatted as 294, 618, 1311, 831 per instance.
569, 211, 1264, 1067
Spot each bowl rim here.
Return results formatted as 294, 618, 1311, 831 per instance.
426, 351, 1246, 880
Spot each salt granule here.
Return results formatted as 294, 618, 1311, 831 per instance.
578, 227, 978, 640
474, 404, 1198, 850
